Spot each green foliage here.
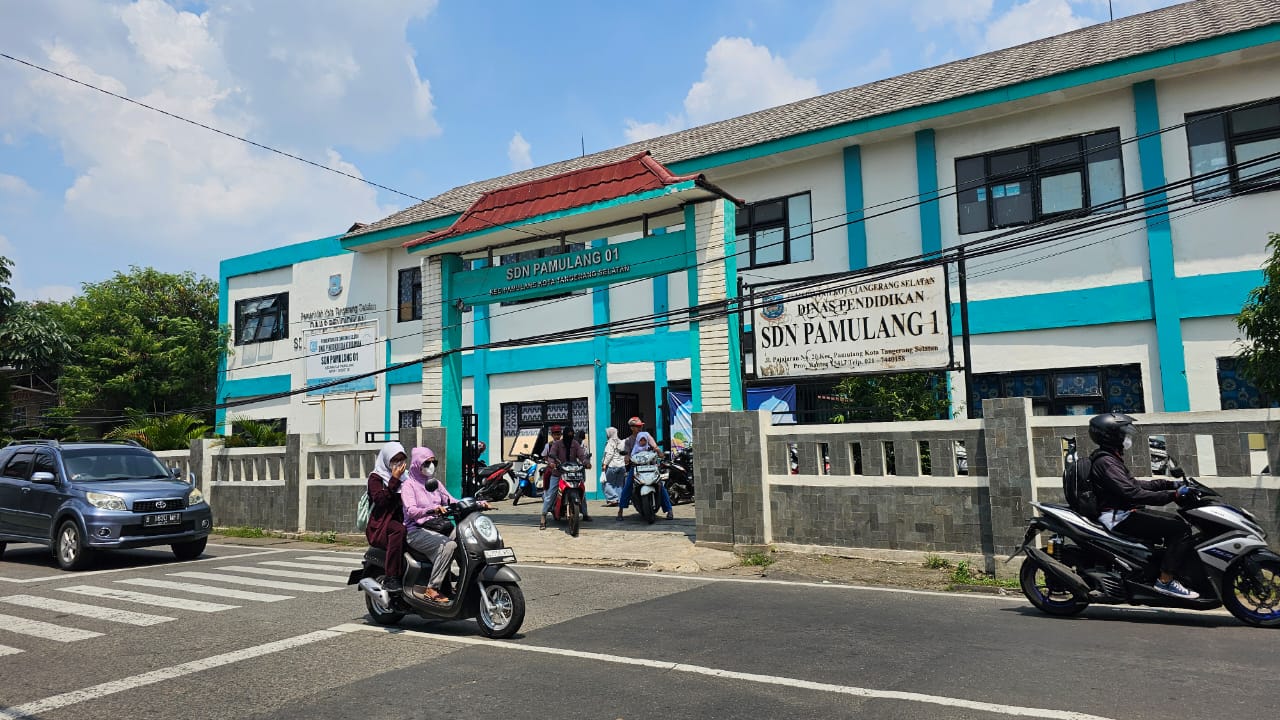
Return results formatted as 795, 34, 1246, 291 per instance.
948, 560, 1019, 589
827, 372, 951, 423
1237, 233, 1280, 400
218, 526, 267, 538
50, 266, 226, 427
0, 256, 14, 319
739, 551, 776, 567
104, 411, 212, 451
923, 553, 952, 570
0, 301, 73, 373
218, 416, 287, 448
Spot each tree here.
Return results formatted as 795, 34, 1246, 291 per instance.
50, 267, 227, 432
827, 371, 952, 423
0, 301, 73, 374
1236, 233, 1280, 401
104, 411, 211, 451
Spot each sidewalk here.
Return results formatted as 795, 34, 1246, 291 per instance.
211, 495, 739, 574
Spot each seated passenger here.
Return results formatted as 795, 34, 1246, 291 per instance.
366, 442, 408, 593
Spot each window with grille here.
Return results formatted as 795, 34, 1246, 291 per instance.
234, 292, 289, 345
499, 397, 590, 460
398, 267, 421, 322
1186, 98, 1280, 199
956, 129, 1124, 234
970, 364, 1143, 417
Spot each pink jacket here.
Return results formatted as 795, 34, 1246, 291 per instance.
402, 449, 457, 530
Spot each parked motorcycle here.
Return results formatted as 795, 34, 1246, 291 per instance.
511, 452, 545, 506
661, 445, 695, 505
630, 449, 663, 524
548, 459, 588, 537
463, 459, 514, 503
348, 497, 525, 638
1016, 453, 1280, 628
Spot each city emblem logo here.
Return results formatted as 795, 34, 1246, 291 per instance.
328, 274, 343, 297
760, 295, 786, 323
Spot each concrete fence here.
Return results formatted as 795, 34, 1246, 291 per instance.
693, 399, 1280, 571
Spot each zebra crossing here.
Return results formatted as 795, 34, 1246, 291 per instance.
0, 553, 361, 657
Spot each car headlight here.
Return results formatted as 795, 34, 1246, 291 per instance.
86, 491, 127, 511
187, 487, 206, 506
473, 515, 499, 543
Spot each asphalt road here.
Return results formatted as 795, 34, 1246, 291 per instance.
1, 541, 1276, 720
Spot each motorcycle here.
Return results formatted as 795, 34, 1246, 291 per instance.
548, 460, 588, 537
463, 458, 514, 503
511, 452, 545, 506
630, 449, 663, 524
660, 445, 695, 505
1016, 450, 1280, 628
348, 497, 526, 638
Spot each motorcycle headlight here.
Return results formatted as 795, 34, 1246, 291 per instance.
473, 515, 499, 543
187, 488, 206, 506
86, 491, 127, 511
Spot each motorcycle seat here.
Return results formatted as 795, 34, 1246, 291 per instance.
479, 463, 511, 475
1042, 503, 1150, 546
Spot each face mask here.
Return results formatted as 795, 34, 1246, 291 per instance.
1122, 436, 1133, 451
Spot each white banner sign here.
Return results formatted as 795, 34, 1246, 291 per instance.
304, 322, 378, 396
752, 266, 951, 378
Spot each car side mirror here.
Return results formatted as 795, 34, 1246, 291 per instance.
170, 466, 183, 479
31, 471, 57, 485
188, 471, 197, 485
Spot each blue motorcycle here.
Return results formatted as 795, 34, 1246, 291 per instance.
511, 452, 545, 506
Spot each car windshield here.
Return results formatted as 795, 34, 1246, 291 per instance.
61, 448, 171, 481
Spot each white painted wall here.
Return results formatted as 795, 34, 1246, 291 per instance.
487, 366, 594, 459
860, 134, 924, 268
1182, 316, 1249, 411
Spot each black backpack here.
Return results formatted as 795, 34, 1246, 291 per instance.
1062, 449, 1105, 519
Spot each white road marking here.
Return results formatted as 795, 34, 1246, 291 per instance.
59, 586, 237, 612
295, 553, 366, 564
0, 629, 342, 720
0, 547, 295, 584
214, 565, 348, 583
0, 644, 21, 656
335, 623, 1118, 720
114, 578, 293, 603
0, 595, 173, 626
169, 571, 342, 593
0, 613, 102, 642
258, 560, 356, 573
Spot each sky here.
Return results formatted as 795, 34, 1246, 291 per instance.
0, 0, 1184, 302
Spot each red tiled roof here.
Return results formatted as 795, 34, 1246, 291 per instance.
404, 152, 701, 248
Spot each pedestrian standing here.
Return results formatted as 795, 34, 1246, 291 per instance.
601, 426, 626, 506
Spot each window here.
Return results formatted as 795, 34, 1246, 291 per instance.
498, 242, 587, 306
970, 364, 1143, 417
1186, 98, 1280, 199
399, 410, 421, 429
957, 129, 1124, 234
32, 451, 57, 478
234, 292, 289, 345
1216, 357, 1277, 409
398, 267, 422, 322
736, 193, 812, 268
2, 451, 33, 479
499, 397, 590, 459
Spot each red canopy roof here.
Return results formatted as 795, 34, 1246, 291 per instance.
404, 152, 702, 249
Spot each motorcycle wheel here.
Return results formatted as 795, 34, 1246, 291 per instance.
1019, 556, 1088, 616
567, 494, 580, 537
489, 480, 510, 502
1222, 556, 1280, 628
477, 582, 525, 639
365, 585, 405, 626
639, 493, 657, 524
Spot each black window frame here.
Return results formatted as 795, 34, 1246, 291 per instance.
736, 192, 813, 269
970, 363, 1144, 417
497, 242, 588, 307
234, 292, 289, 346
956, 128, 1125, 235
398, 409, 422, 429
397, 267, 422, 323
1186, 97, 1280, 200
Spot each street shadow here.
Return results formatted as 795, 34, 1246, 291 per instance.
358, 615, 527, 641
0, 542, 217, 574
1001, 604, 1242, 629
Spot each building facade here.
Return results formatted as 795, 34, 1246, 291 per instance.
218, 0, 1280, 485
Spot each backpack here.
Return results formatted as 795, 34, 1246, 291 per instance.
1062, 449, 1105, 519
355, 491, 372, 532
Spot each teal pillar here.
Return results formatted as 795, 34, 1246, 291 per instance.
844, 145, 868, 270
652, 227, 670, 444
591, 239, 610, 499
1133, 80, 1189, 412
439, 254, 465, 496
915, 129, 942, 258
473, 259, 491, 452
685, 204, 702, 413
723, 201, 744, 411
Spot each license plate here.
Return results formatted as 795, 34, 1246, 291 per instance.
143, 512, 182, 527
483, 548, 516, 564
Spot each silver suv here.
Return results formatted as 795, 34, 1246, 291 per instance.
0, 440, 213, 570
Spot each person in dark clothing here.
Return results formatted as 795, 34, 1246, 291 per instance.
540, 425, 592, 529
366, 442, 409, 593
1088, 412, 1197, 599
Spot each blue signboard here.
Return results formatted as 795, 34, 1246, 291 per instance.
668, 385, 797, 447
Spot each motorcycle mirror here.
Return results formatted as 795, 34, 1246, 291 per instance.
1170, 466, 1185, 478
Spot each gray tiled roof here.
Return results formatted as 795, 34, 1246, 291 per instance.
348, 0, 1280, 239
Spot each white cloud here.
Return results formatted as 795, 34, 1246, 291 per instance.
623, 114, 684, 143
0, 174, 39, 200
507, 132, 532, 171
0, 234, 75, 302
984, 0, 1093, 51
911, 0, 995, 30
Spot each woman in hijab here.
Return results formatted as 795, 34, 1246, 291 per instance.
366, 441, 408, 593
601, 426, 626, 507
618, 430, 675, 521
402, 446, 488, 603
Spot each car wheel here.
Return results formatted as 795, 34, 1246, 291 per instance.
172, 537, 208, 561
55, 519, 93, 571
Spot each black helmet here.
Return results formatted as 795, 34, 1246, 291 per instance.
1088, 412, 1136, 450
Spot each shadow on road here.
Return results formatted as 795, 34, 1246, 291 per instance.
1001, 604, 1243, 629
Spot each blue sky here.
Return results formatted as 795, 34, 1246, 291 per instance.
0, 0, 1180, 301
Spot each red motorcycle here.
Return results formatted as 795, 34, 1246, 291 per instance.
463, 446, 514, 502
548, 460, 588, 537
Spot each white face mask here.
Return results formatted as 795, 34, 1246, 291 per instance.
1122, 436, 1133, 451
422, 461, 436, 479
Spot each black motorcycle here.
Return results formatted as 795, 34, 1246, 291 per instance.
1016, 455, 1280, 627
349, 497, 525, 638
661, 445, 694, 505
462, 458, 514, 503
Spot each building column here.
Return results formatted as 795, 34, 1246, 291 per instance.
915, 129, 942, 258
687, 198, 743, 413
843, 144, 868, 270
591, 238, 610, 499
421, 253, 464, 496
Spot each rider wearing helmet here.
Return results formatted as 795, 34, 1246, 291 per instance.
616, 416, 674, 521
1089, 412, 1197, 599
